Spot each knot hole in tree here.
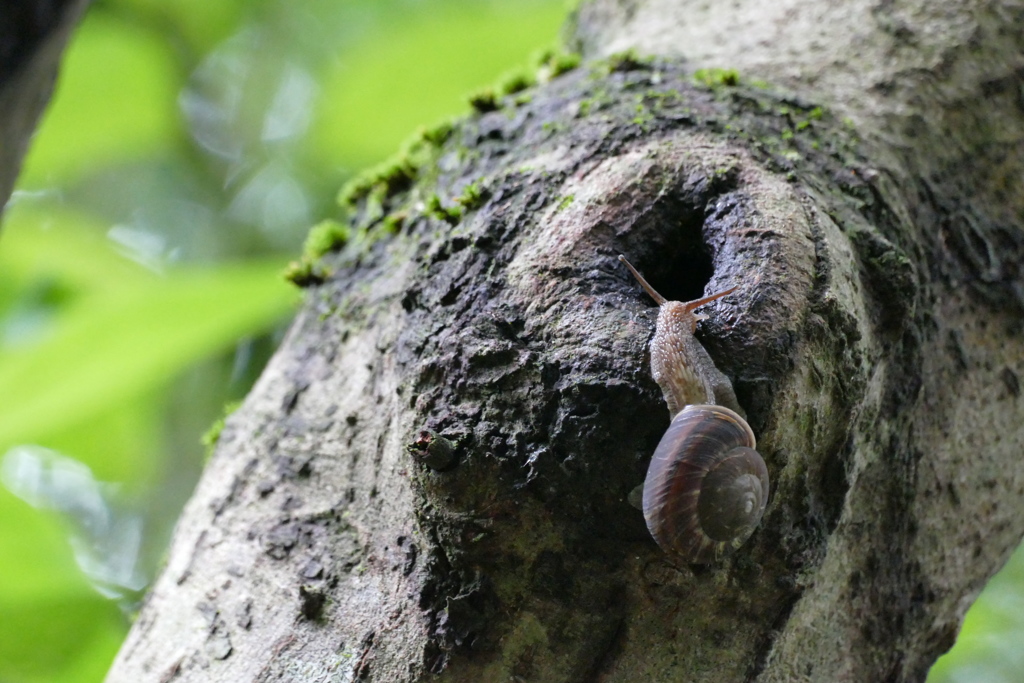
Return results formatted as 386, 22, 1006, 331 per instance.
617, 165, 742, 305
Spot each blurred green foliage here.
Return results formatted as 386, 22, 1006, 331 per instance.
306, 1, 567, 169
2, 0, 1020, 681
0, 0, 567, 681
928, 547, 1024, 683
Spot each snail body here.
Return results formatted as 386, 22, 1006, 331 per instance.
619, 255, 769, 563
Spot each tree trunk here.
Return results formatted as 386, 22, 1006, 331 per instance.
0, 0, 88, 213
107, 0, 1024, 681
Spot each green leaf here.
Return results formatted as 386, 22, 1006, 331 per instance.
49, 620, 127, 683
0, 491, 96, 601
0, 445, 132, 683
37, 390, 164, 485
0, 584, 124, 682
0, 261, 298, 452
105, 0, 248, 53
0, 205, 153, 293
18, 12, 181, 188
0, 491, 125, 681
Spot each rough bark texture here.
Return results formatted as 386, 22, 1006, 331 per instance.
0, 0, 87, 213
108, 1, 1024, 681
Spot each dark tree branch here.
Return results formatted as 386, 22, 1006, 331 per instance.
0, 0, 89, 213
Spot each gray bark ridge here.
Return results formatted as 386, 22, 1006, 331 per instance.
109, 36, 1023, 683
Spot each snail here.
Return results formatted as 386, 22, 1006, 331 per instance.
619, 255, 769, 563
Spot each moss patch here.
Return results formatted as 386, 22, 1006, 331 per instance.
283, 220, 351, 288
283, 258, 330, 288
337, 124, 449, 209
304, 220, 350, 259
201, 400, 244, 459
693, 67, 740, 87
337, 154, 419, 209
469, 88, 500, 113
536, 49, 581, 81
497, 69, 536, 97
606, 49, 652, 73
421, 119, 455, 147
456, 181, 489, 210
466, 49, 582, 118
426, 194, 464, 226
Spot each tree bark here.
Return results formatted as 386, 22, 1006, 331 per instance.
107, 0, 1024, 681
0, 0, 88, 213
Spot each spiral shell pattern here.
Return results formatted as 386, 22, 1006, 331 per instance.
641, 404, 769, 563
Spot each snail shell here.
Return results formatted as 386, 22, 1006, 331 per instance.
642, 404, 769, 563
